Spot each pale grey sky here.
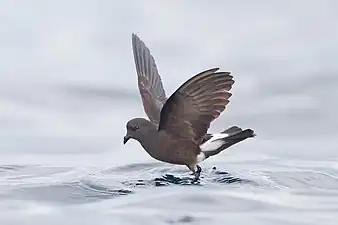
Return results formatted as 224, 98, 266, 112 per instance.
0, 0, 337, 154
1, 0, 337, 86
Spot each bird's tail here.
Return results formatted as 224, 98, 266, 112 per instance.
203, 126, 255, 159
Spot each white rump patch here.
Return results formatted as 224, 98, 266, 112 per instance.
199, 133, 228, 152
196, 152, 206, 163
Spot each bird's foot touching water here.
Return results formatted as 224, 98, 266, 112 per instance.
191, 165, 202, 183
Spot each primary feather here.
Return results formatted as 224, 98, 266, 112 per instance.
158, 68, 234, 145
132, 33, 167, 125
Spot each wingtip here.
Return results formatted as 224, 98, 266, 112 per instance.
132, 33, 138, 42
248, 129, 257, 137
209, 67, 220, 73
207, 68, 232, 75
132, 33, 142, 45
132, 33, 149, 52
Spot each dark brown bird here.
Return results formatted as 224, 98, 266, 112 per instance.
123, 34, 255, 180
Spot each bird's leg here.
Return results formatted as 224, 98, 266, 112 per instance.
196, 165, 202, 175
188, 164, 202, 182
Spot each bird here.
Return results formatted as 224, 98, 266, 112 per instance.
123, 33, 255, 181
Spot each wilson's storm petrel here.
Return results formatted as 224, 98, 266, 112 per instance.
124, 34, 255, 180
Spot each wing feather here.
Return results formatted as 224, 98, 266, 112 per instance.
132, 34, 167, 125
158, 68, 234, 144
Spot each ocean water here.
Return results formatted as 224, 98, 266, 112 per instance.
1, 1, 338, 224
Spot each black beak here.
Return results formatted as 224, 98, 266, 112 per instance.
123, 135, 130, 144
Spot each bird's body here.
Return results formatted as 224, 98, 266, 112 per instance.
125, 118, 201, 167
123, 34, 255, 180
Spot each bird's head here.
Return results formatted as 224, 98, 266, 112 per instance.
123, 118, 155, 144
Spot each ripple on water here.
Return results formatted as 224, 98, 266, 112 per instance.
1, 163, 260, 205
5, 180, 133, 204
263, 170, 338, 190
117, 164, 257, 188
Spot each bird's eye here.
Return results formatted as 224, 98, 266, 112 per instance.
132, 125, 139, 131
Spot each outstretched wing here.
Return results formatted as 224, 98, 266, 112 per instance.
132, 33, 167, 125
158, 68, 234, 145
